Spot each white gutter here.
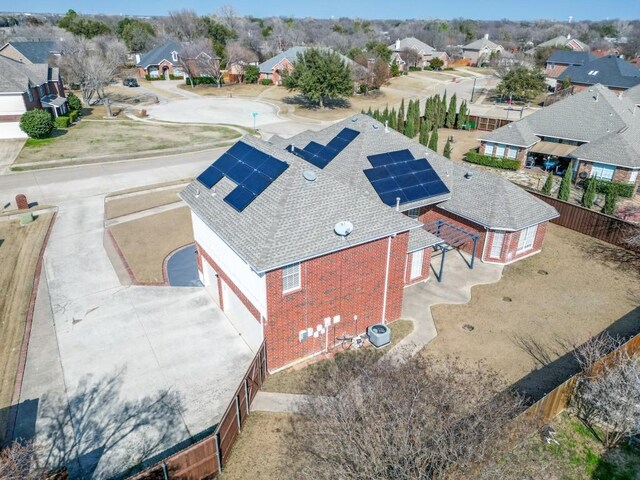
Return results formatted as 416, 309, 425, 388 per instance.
381, 235, 393, 325
480, 226, 490, 261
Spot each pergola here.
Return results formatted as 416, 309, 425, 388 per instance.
423, 219, 480, 282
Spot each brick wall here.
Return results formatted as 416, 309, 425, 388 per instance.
576, 160, 592, 180
264, 233, 409, 370
484, 222, 548, 264
404, 248, 432, 285
420, 207, 487, 258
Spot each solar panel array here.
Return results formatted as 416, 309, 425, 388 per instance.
196, 142, 289, 212
286, 128, 360, 169
363, 149, 450, 206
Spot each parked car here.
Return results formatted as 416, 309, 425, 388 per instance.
123, 78, 139, 87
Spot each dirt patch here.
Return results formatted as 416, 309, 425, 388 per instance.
15, 121, 239, 164
434, 127, 481, 161
263, 320, 413, 395
108, 207, 193, 284
423, 224, 640, 401
219, 412, 297, 480
105, 187, 184, 220
0, 213, 53, 442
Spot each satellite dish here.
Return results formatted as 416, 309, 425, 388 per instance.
303, 169, 317, 182
334, 221, 354, 237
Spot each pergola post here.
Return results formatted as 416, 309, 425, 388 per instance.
470, 236, 478, 269
438, 247, 446, 283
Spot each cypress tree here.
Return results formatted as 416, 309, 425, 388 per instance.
457, 100, 469, 129
443, 138, 452, 159
440, 92, 447, 128
425, 97, 436, 126
581, 177, 597, 208
404, 112, 416, 138
446, 93, 457, 128
542, 173, 554, 195
374, 108, 381, 121
602, 190, 618, 215
382, 105, 389, 123
428, 128, 439, 151
389, 107, 398, 130
397, 99, 405, 133
557, 160, 573, 201
366, 106, 373, 117
419, 120, 429, 146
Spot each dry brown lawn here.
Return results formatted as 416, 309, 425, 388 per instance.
219, 412, 297, 480
0, 213, 52, 442
423, 224, 640, 400
108, 207, 193, 284
105, 187, 184, 220
16, 121, 239, 164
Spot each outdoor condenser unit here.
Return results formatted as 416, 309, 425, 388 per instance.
367, 324, 391, 348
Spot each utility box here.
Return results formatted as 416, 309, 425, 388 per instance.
19, 212, 34, 225
367, 323, 391, 348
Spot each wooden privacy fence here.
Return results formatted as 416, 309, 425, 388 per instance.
522, 333, 640, 426
130, 341, 267, 480
528, 190, 640, 251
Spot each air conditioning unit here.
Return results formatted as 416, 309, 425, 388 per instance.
367, 323, 391, 348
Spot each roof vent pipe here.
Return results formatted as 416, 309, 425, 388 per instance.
595, 92, 600, 102
195, 188, 201, 198
384, 120, 389, 133
395, 197, 401, 211
291, 143, 295, 152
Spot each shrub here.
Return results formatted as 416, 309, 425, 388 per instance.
602, 190, 618, 215
542, 173, 554, 195
408, 66, 422, 72
464, 151, 520, 170
69, 110, 78, 123
144, 74, 164, 81
19, 109, 54, 139
66, 92, 82, 112
169, 74, 183, 80
581, 176, 597, 207
260, 78, 274, 86
186, 76, 219, 86
584, 177, 635, 198
54, 116, 70, 128
244, 65, 260, 84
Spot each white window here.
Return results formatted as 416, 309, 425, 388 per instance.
507, 147, 518, 159
282, 262, 301, 293
630, 170, 638, 184
410, 250, 424, 280
517, 225, 538, 253
490, 231, 505, 258
484, 142, 495, 155
495, 144, 506, 157
591, 163, 615, 181
406, 208, 421, 219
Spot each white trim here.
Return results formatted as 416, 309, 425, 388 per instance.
381, 236, 392, 324
489, 231, 505, 258
282, 262, 301, 293
517, 224, 537, 253
410, 249, 424, 279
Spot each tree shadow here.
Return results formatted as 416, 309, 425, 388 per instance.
283, 94, 351, 110
34, 369, 186, 479
50, 129, 68, 138
510, 307, 640, 403
585, 241, 640, 274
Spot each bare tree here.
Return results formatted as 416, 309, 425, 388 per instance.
288, 356, 544, 479
217, 4, 239, 32
0, 442, 50, 480
402, 47, 421, 68
572, 333, 640, 448
179, 39, 222, 88
60, 35, 126, 117
166, 9, 206, 42
224, 41, 258, 83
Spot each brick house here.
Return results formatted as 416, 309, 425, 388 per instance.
478, 84, 640, 193
181, 115, 557, 371
136, 41, 218, 79
462, 34, 504, 67
0, 55, 67, 138
557, 55, 640, 93
529, 34, 590, 54
0, 40, 62, 65
258, 46, 364, 85
545, 51, 596, 80
388, 37, 451, 71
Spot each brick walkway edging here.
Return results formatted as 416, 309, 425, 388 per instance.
4, 209, 58, 443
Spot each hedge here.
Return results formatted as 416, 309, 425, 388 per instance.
69, 110, 79, 123
465, 151, 520, 170
409, 66, 422, 72
169, 74, 183, 80
144, 75, 165, 81
260, 79, 274, 85
54, 116, 70, 128
186, 76, 219, 86
584, 177, 635, 198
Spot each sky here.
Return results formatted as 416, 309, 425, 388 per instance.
9, 0, 640, 20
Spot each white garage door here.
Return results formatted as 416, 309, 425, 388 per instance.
222, 282, 262, 351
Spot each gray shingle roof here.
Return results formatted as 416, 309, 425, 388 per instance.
408, 228, 440, 252
258, 46, 356, 74
182, 116, 558, 272
546, 50, 596, 66
537, 36, 589, 51
0, 56, 49, 92
480, 84, 640, 168
463, 37, 501, 51
136, 41, 218, 68
3, 41, 59, 63
558, 55, 640, 90
389, 37, 435, 53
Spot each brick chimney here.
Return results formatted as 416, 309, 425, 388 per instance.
15, 194, 28, 210
396, 38, 401, 50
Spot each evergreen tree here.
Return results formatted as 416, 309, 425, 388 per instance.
428, 128, 439, 151
389, 107, 398, 130
419, 121, 429, 146
404, 112, 416, 138
382, 105, 389, 123
602, 190, 618, 215
456, 101, 469, 129
581, 177, 597, 208
446, 94, 457, 128
397, 99, 405, 133
557, 160, 573, 201
542, 173, 554, 195
440, 92, 447, 128
366, 106, 372, 116
443, 138, 452, 159
373, 108, 380, 121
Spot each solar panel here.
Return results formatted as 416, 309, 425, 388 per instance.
244, 171, 272, 194
260, 158, 288, 179
224, 186, 256, 212
286, 128, 360, 168
213, 153, 237, 174
387, 161, 413, 177
197, 166, 224, 189
305, 142, 324, 155
243, 150, 269, 169
337, 128, 359, 141
227, 142, 252, 160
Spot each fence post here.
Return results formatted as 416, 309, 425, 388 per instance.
214, 432, 222, 473
244, 379, 250, 415
258, 350, 263, 386
235, 395, 242, 431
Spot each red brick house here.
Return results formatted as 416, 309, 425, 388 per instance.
545, 51, 596, 79
136, 41, 218, 79
181, 116, 558, 371
478, 83, 640, 194
388, 37, 451, 71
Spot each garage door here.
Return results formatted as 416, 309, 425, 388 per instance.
222, 282, 262, 351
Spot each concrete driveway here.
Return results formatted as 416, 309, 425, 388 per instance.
5, 156, 256, 479
0, 138, 25, 174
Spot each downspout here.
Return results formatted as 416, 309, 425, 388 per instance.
381, 234, 393, 324
481, 226, 490, 262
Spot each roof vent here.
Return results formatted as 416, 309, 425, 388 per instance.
195, 188, 201, 198
334, 221, 354, 237
464, 171, 473, 180
372, 123, 379, 129
303, 169, 317, 182
351, 116, 358, 122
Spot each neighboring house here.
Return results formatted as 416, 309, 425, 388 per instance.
0, 56, 67, 138
258, 46, 363, 85
545, 51, 596, 79
388, 37, 451, 70
478, 84, 640, 193
0, 40, 61, 65
462, 34, 504, 66
557, 55, 640, 92
530, 34, 590, 53
181, 115, 557, 370
136, 41, 218, 79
